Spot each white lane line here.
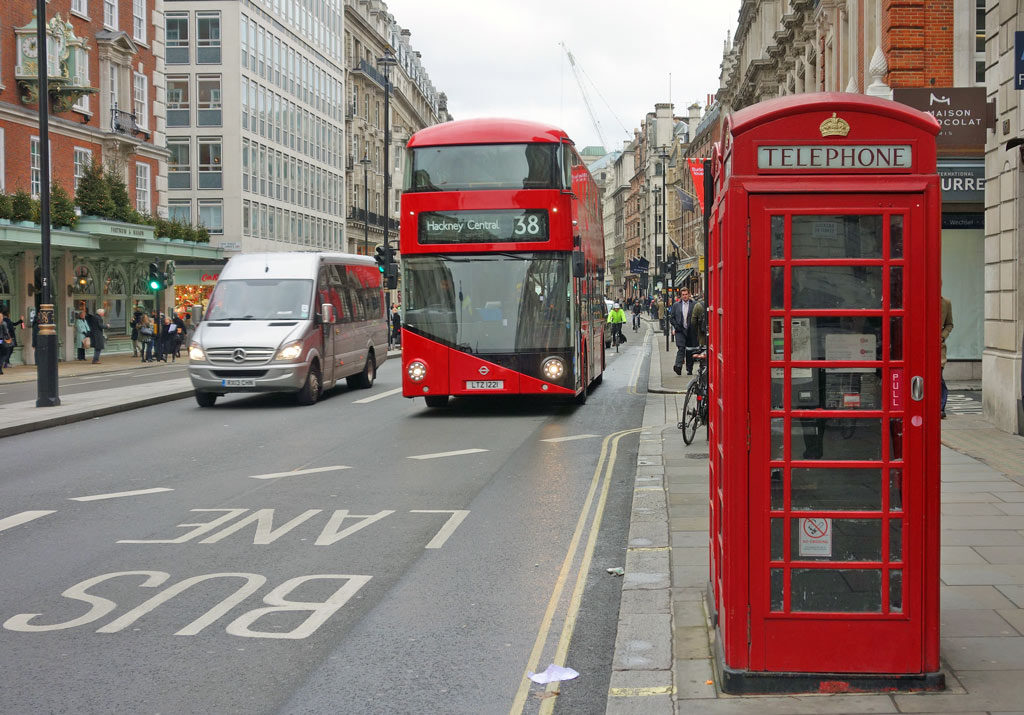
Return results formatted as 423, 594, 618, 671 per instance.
411, 510, 471, 549
408, 448, 488, 460
70, 487, 173, 502
248, 465, 351, 480
352, 387, 402, 404
0, 510, 57, 533
71, 379, 111, 384
541, 434, 600, 443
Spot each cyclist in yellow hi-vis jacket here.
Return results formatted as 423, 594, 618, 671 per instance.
607, 302, 626, 348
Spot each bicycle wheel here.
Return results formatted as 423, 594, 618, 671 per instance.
681, 382, 700, 445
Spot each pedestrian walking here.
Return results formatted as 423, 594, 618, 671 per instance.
86, 308, 108, 363
669, 287, 700, 375
1, 309, 23, 368
130, 305, 144, 357
172, 311, 186, 358
941, 294, 953, 419
139, 315, 155, 362
391, 305, 402, 347
0, 313, 12, 375
74, 308, 90, 361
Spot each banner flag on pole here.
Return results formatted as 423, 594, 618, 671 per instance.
687, 158, 706, 212
674, 187, 695, 212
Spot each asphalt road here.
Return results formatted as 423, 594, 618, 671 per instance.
0, 340, 649, 714
0, 361, 189, 402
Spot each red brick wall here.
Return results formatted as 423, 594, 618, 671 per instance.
883, 0, 954, 88
1, 0, 158, 199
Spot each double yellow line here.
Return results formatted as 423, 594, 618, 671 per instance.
509, 427, 641, 714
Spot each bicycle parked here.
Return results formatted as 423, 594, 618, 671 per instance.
679, 347, 709, 444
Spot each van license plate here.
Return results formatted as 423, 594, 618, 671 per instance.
222, 378, 256, 387
465, 380, 503, 390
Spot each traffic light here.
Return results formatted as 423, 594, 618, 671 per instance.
163, 260, 176, 287
147, 262, 162, 292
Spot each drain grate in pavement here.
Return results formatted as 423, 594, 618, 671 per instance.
686, 452, 710, 459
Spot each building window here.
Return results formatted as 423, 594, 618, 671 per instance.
168, 199, 191, 224
168, 138, 191, 189
196, 11, 222, 64
108, 62, 120, 112
975, 0, 986, 84
104, 0, 117, 29
166, 12, 189, 64
74, 148, 93, 191
135, 162, 151, 214
198, 138, 223, 189
133, 0, 146, 43
198, 199, 223, 234
197, 75, 222, 127
30, 137, 40, 197
73, 46, 91, 113
133, 72, 148, 129
166, 75, 189, 127
72, 0, 88, 18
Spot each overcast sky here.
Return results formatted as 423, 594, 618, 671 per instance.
382, 0, 742, 152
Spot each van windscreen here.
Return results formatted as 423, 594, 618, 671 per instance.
205, 279, 313, 320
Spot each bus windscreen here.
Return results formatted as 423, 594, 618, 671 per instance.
402, 253, 571, 353
406, 143, 563, 192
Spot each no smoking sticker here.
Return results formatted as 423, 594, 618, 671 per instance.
798, 517, 832, 557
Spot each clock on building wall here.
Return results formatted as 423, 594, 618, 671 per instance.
20, 36, 39, 59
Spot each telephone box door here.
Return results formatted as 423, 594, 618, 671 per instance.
748, 194, 927, 674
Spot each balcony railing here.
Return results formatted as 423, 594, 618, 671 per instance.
111, 107, 144, 137
355, 59, 387, 89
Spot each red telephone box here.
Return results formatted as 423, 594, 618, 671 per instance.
706, 93, 944, 693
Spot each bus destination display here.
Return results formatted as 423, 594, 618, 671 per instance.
418, 210, 549, 244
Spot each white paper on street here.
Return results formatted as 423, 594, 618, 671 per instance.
527, 663, 580, 684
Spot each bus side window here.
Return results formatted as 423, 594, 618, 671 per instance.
317, 267, 332, 315
328, 265, 349, 323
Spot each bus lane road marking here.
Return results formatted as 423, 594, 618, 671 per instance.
248, 465, 351, 480
352, 387, 401, 404
540, 434, 599, 443
71, 488, 174, 502
0, 510, 57, 534
408, 448, 488, 460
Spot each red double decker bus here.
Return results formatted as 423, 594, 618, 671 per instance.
399, 118, 606, 407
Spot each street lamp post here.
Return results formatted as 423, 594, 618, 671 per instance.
35, 0, 60, 406
377, 50, 398, 254
360, 152, 371, 256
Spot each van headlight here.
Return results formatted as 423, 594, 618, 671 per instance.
541, 357, 565, 381
407, 360, 427, 382
275, 342, 304, 361
188, 343, 205, 361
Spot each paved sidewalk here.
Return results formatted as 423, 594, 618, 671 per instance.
608, 324, 1024, 714
0, 352, 177, 384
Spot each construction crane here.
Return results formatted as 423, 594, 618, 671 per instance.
560, 42, 609, 148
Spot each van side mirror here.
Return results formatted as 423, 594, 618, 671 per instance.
572, 251, 585, 278
321, 303, 336, 324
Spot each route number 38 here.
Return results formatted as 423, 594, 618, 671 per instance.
513, 214, 542, 235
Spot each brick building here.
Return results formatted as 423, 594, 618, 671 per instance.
1, 1, 220, 364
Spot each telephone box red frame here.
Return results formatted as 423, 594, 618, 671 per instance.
706, 93, 944, 693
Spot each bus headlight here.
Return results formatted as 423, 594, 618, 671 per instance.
188, 343, 205, 361
275, 342, 304, 361
407, 360, 427, 382
541, 357, 565, 381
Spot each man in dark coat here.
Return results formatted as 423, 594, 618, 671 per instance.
1, 309, 23, 368
391, 306, 402, 347
85, 308, 108, 363
669, 287, 700, 375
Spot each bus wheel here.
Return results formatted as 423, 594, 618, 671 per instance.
347, 352, 376, 389
424, 395, 449, 408
296, 364, 322, 405
195, 392, 217, 407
